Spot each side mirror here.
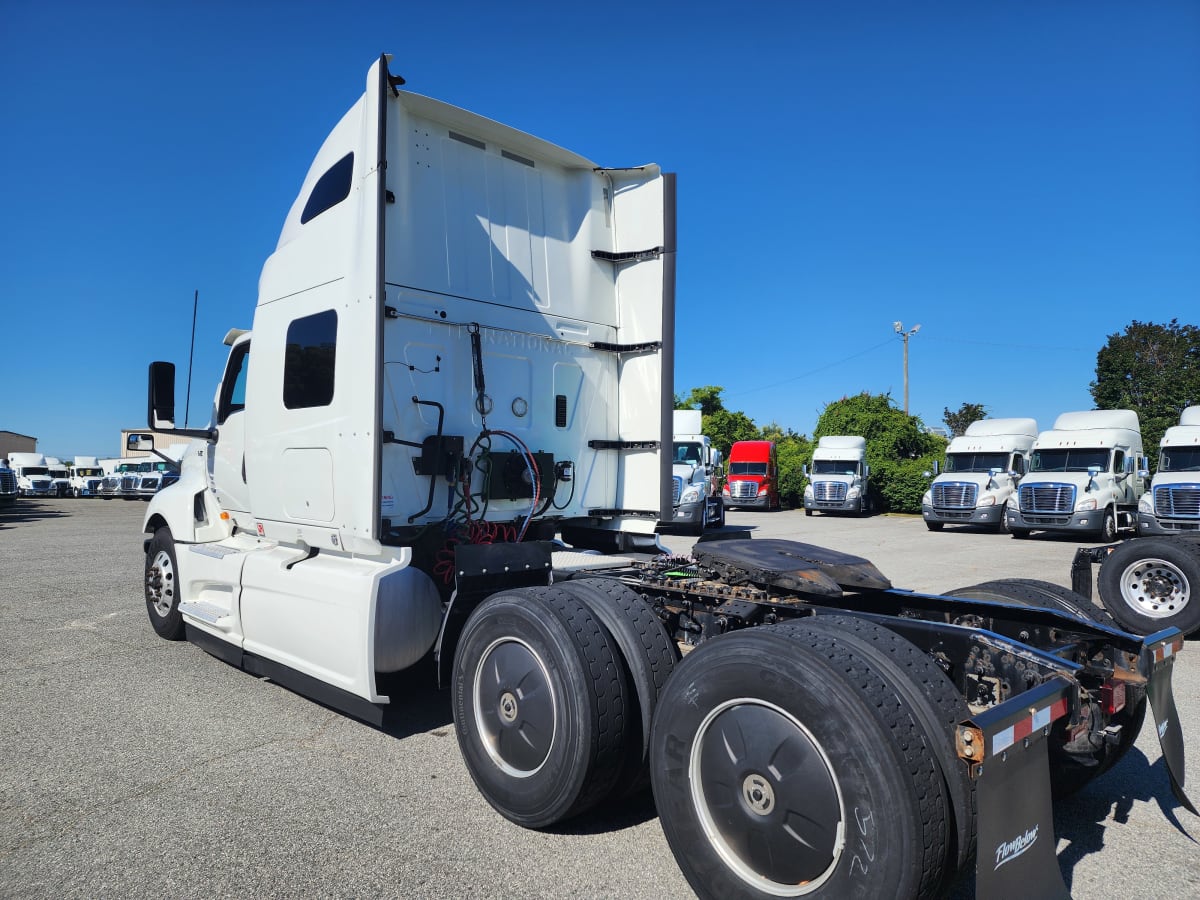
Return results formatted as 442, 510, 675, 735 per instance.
802, 464, 809, 478
863, 465, 870, 479
148, 362, 177, 430
1137, 469, 1150, 479
127, 433, 154, 452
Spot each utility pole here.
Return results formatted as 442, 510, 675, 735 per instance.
893, 321, 921, 414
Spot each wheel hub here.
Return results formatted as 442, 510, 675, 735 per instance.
691, 699, 843, 894
473, 638, 556, 777
741, 773, 775, 816
1122, 558, 1189, 618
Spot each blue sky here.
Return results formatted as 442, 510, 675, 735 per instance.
2, 1, 1197, 459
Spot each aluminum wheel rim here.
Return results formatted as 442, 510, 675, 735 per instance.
473, 637, 556, 778
689, 698, 845, 896
146, 549, 175, 617
1119, 557, 1190, 620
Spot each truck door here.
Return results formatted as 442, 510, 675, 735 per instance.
210, 342, 251, 516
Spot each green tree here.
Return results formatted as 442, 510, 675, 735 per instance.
705, 409, 759, 458
678, 385, 728, 416
812, 392, 942, 513
1091, 319, 1200, 469
943, 402, 989, 437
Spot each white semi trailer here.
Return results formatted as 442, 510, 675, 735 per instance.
923, 418, 1037, 532
137, 55, 1193, 900
1006, 410, 1148, 541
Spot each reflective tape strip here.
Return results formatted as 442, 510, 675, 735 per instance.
1154, 638, 1184, 663
991, 697, 1069, 757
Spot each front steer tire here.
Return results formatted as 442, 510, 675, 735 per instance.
452, 586, 632, 828
651, 625, 949, 900
145, 527, 184, 640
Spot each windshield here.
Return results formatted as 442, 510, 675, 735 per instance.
944, 452, 1010, 474
116, 464, 136, 473
1160, 447, 1200, 473
813, 459, 860, 476
673, 442, 703, 465
22, 466, 49, 476
75, 468, 103, 476
729, 462, 767, 476
1030, 448, 1111, 473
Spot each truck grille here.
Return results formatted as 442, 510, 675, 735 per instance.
121, 476, 138, 492
1020, 483, 1075, 514
931, 482, 977, 509
0, 471, 15, 493
139, 478, 160, 491
1155, 484, 1200, 519
814, 482, 847, 502
672, 476, 683, 504
728, 480, 759, 499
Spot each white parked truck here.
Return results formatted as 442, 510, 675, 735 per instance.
8, 452, 53, 498
663, 408, 724, 534
1007, 410, 1147, 541
803, 435, 870, 515
68, 456, 105, 498
0, 458, 16, 504
922, 418, 1038, 532
137, 55, 1193, 900
1138, 406, 1200, 536
45, 457, 71, 497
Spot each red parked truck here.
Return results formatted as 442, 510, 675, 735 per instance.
723, 439, 781, 509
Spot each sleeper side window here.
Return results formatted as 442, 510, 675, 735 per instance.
283, 310, 337, 409
300, 153, 354, 224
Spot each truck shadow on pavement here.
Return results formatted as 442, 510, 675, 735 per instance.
1053, 747, 1197, 894
0, 500, 70, 528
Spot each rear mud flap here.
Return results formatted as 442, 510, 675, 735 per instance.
1140, 628, 1196, 815
963, 678, 1071, 900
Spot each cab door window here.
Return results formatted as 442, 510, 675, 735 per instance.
218, 344, 250, 424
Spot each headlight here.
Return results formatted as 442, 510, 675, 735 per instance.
1139, 493, 1154, 514
921, 490, 932, 505
1076, 497, 1097, 512
757, 485, 768, 495
681, 485, 702, 503
847, 486, 861, 499
804, 485, 813, 499
977, 495, 996, 507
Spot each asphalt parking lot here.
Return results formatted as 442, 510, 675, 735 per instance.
1, 499, 1196, 898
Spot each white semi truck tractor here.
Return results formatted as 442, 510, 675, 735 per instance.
664, 408, 724, 534
1006, 410, 1148, 541
922, 418, 1037, 532
137, 55, 1194, 900
1139, 406, 1200, 535
803, 435, 869, 516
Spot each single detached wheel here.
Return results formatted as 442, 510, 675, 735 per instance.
145, 527, 184, 640
1098, 537, 1200, 637
452, 586, 631, 828
651, 626, 949, 900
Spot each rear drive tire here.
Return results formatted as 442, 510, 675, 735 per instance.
651, 625, 949, 900
145, 528, 184, 640
562, 578, 677, 797
452, 586, 632, 828
1097, 537, 1200, 637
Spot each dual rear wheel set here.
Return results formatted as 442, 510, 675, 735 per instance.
452, 577, 1133, 898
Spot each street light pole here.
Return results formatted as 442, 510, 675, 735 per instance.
893, 321, 921, 414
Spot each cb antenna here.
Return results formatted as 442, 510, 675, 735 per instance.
184, 289, 198, 428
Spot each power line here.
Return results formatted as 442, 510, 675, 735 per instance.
727, 338, 896, 397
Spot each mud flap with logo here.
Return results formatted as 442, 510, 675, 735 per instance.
961, 677, 1072, 900
1139, 628, 1196, 815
